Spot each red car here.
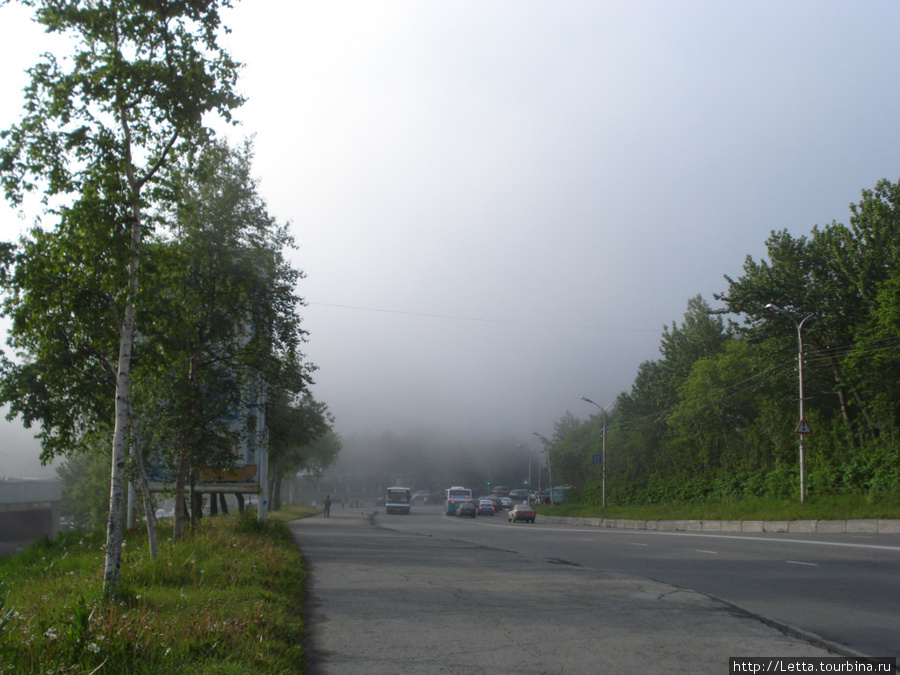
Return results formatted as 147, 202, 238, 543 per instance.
507, 504, 536, 523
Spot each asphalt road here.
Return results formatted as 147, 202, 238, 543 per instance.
290, 507, 867, 674
379, 505, 900, 661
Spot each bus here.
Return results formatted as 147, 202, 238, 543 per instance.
445, 486, 472, 515
385, 487, 412, 514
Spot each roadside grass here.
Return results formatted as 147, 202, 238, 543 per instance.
537, 492, 900, 521
0, 505, 318, 674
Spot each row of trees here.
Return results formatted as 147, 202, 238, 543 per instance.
547, 179, 900, 505
0, 1, 336, 594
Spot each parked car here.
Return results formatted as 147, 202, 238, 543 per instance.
477, 499, 496, 516
456, 501, 477, 518
508, 504, 536, 523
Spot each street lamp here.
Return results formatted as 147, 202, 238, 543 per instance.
581, 396, 614, 507
765, 303, 814, 502
532, 431, 552, 504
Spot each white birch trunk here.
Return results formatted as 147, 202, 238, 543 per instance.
103, 194, 142, 595
103, 294, 137, 594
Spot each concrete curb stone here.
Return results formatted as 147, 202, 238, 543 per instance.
535, 515, 900, 534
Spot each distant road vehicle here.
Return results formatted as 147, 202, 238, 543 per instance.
477, 500, 496, 516
385, 487, 412, 514
508, 504, 536, 523
500, 496, 513, 510
445, 486, 473, 515
487, 494, 504, 511
490, 485, 510, 497
508, 489, 529, 501
455, 501, 477, 518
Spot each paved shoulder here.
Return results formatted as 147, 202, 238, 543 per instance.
290, 511, 842, 674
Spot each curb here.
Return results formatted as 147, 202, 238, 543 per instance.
536, 515, 900, 534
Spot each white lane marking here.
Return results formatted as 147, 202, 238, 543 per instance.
532, 526, 900, 552
465, 519, 900, 553
696, 549, 718, 555
631, 543, 648, 547
786, 560, 818, 566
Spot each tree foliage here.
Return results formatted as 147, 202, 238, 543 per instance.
132, 138, 316, 538
0, 0, 331, 595
539, 180, 900, 506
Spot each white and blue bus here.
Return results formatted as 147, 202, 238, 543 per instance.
385, 487, 412, 514
445, 486, 472, 515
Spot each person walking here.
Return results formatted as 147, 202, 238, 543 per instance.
323, 494, 332, 518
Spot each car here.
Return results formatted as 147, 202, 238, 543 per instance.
456, 501, 477, 518
476, 499, 496, 516
508, 504, 536, 523
487, 494, 504, 511
500, 496, 513, 510
508, 489, 530, 501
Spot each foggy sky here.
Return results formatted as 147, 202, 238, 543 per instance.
2, 1, 899, 477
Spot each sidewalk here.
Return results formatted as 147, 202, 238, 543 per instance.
290, 509, 847, 675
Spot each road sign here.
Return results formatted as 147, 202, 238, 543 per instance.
795, 418, 811, 434
592, 454, 603, 465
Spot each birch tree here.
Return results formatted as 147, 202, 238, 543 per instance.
0, 0, 242, 595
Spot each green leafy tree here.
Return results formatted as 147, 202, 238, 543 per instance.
611, 296, 731, 491
56, 441, 112, 532
136, 139, 311, 539
0, 0, 242, 595
668, 339, 793, 479
267, 394, 340, 511
834, 180, 900, 438
717, 226, 869, 434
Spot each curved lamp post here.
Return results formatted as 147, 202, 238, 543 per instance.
581, 396, 614, 507
532, 431, 552, 504
765, 303, 814, 502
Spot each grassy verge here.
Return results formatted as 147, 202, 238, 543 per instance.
0, 505, 318, 674
537, 492, 900, 521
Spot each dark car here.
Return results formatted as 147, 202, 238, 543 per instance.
456, 501, 477, 518
476, 499, 496, 516
508, 503, 536, 523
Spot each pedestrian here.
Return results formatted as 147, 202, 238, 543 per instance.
323, 494, 332, 518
